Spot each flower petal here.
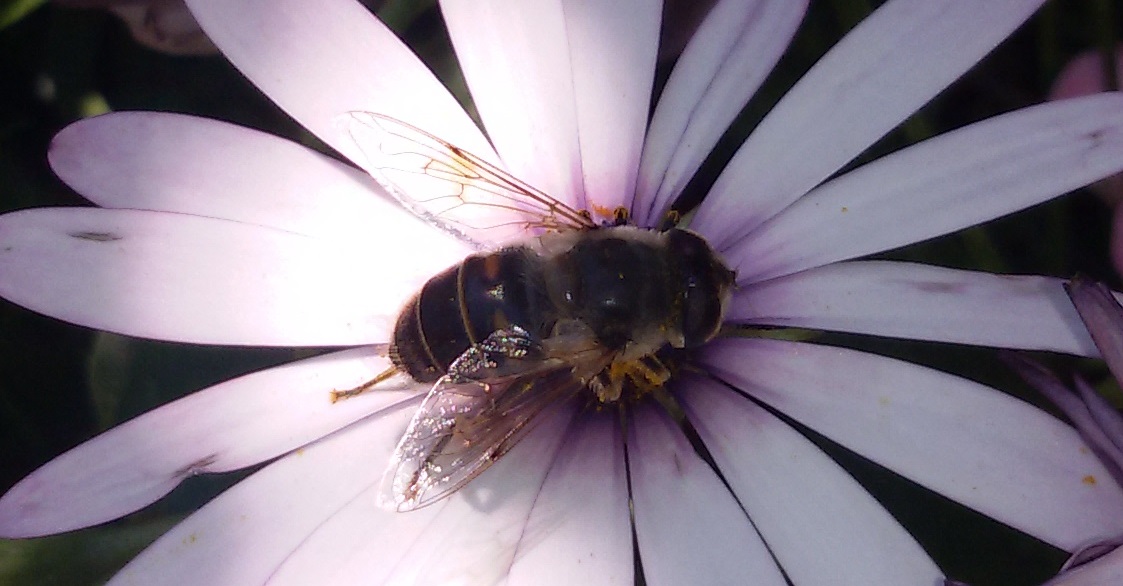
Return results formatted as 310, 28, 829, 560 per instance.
699, 338, 1123, 550
693, 0, 1048, 247
508, 411, 632, 585
1044, 544, 1123, 586
1066, 278, 1123, 384
48, 112, 455, 246
182, 0, 496, 194
375, 404, 575, 585
732, 261, 1101, 356
680, 375, 943, 585
0, 348, 420, 538
106, 403, 416, 585
1004, 354, 1123, 486
721, 93, 1123, 281
0, 208, 462, 345
441, 0, 583, 205
634, 0, 807, 226
563, 0, 660, 214
263, 487, 445, 586
627, 402, 786, 586
443, 0, 660, 217
264, 407, 574, 585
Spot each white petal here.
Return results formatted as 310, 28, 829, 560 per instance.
378, 404, 575, 585
693, 0, 1048, 247
440, 0, 583, 206
49, 112, 457, 247
563, 0, 660, 214
263, 487, 446, 586
444, 0, 660, 218
183, 0, 495, 181
724, 93, 1123, 281
732, 260, 1100, 356
628, 402, 786, 586
0, 348, 419, 538
0, 208, 462, 345
507, 411, 632, 585
680, 375, 943, 585
1045, 546, 1123, 586
635, 0, 807, 226
267, 406, 574, 586
700, 338, 1123, 550
268, 410, 582, 586
106, 404, 416, 586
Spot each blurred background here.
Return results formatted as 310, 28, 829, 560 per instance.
0, 0, 1121, 584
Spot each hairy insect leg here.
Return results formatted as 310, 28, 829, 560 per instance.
330, 366, 399, 403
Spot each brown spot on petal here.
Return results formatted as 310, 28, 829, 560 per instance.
1084, 475, 1097, 485
175, 453, 218, 478
70, 231, 122, 242
672, 452, 684, 476
911, 280, 966, 294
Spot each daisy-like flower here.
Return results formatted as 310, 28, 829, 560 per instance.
4, 0, 1123, 584
1006, 276, 1123, 579
1050, 45, 1123, 279
1003, 279, 1123, 586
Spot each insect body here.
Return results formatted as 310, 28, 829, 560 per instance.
339, 113, 736, 511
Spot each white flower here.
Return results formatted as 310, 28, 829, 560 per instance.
3, 0, 1123, 584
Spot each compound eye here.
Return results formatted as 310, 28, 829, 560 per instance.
679, 269, 724, 347
666, 229, 735, 347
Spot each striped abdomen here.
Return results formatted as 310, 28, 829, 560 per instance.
389, 247, 548, 382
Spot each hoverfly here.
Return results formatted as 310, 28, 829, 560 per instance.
335, 112, 735, 512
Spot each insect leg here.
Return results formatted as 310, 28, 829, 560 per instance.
330, 365, 400, 403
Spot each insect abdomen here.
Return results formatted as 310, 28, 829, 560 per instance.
390, 247, 546, 383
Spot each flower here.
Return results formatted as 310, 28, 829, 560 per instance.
1050, 45, 1123, 279
3, 0, 1123, 584
1003, 278, 1123, 586
54, 0, 219, 56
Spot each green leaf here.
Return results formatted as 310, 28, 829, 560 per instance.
0, 517, 175, 586
0, 0, 45, 30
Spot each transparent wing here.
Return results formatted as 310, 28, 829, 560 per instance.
341, 112, 596, 249
379, 327, 609, 512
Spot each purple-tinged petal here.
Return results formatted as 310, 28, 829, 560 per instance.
1044, 544, 1123, 586
723, 93, 1123, 282
106, 403, 415, 586
1067, 278, 1123, 385
563, 0, 660, 214
0, 208, 461, 345
48, 112, 454, 246
1061, 535, 1123, 574
265, 405, 573, 585
1004, 353, 1123, 489
1074, 376, 1123, 461
731, 261, 1101, 356
635, 0, 807, 227
0, 348, 420, 538
699, 338, 1123, 550
182, 0, 495, 183
376, 404, 575, 585
440, 0, 583, 206
507, 411, 631, 585
627, 402, 786, 586
263, 488, 445, 585
680, 375, 943, 584
692, 0, 1048, 247
444, 0, 660, 217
